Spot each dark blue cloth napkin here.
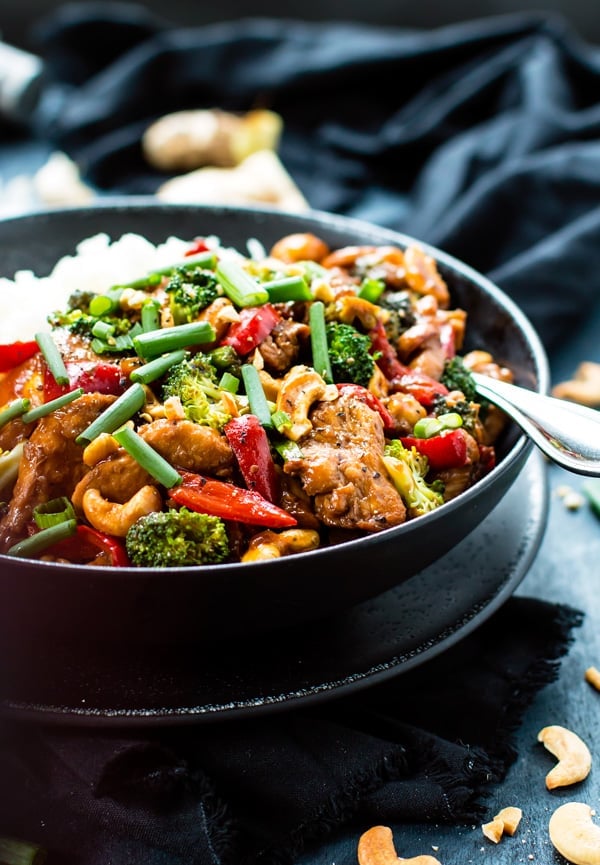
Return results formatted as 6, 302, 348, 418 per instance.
0, 598, 582, 865
27, 2, 600, 353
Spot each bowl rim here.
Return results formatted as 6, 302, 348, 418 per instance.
0, 199, 550, 575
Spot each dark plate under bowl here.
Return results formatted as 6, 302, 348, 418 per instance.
0, 201, 548, 646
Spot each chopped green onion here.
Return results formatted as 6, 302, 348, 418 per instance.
273, 438, 303, 461
89, 289, 122, 316
271, 409, 292, 433
132, 321, 216, 359
262, 275, 312, 302
6, 519, 77, 558
309, 301, 333, 383
141, 299, 161, 332
218, 371, 240, 393
130, 349, 187, 385
33, 496, 76, 529
21, 388, 84, 424
298, 260, 327, 280
35, 332, 69, 385
91, 333, 134, 355
91, 320, 115, 340
413, 417, 443, 438
0, 835, 47, 865
358, 277, 385, 303
75, 383, 146, 445
216, 260, 269, 308
0, 398, 30, 430
112, 426, 181, 488
241, 364, 273, 429
437, 412, 463, 430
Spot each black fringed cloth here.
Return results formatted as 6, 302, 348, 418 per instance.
0, 599, 583, 865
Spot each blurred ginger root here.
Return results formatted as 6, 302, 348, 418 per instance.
142, 107, 283, 172
552, 361, 600, 407
156, 149, 309, 212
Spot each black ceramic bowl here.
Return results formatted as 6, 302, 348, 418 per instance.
0, 201, 548, 647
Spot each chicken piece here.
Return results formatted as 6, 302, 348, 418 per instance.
259, 319, 310, 375
139, 419, 234, 477
71, 451, 154, 511
0, 393, 115, 552
284, 391, 406, 531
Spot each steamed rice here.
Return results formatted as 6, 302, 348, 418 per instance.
0, 232, 197, 344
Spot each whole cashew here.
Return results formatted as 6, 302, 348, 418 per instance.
549, 802, 600, 865
82, 485, 163, 537
357, 825, 442, 865
276, 365, 338, 441
241, 528, 320, 562
538, 725, 592, 789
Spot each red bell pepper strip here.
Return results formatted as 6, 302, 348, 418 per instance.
335, 383, 396, 432
224, 414, 280, 503
0, 340, 40, 372
369, 321, 449, 406
184, 237, 210, 256
43, 361, 125, 402
46, 524, 130, 566
369, 321, 408, 380
221, 304, 280, 356
170, 471, 297, 528
401, 428, 469, 471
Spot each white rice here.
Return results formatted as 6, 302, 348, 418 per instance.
0, 231, 224, 344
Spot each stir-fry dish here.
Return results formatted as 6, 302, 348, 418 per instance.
0, 231, 513, 567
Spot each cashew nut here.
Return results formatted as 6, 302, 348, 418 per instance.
552, 361, 600, 407
275, 364, 338, 441
241, 528, 320, 562
584, 666, 600, 692
482, 806, 522, 843
549, 803, 600, 865
357, 825, 442, 865
82, 432, 120, 467
82, 485, 163, 537
538, 725, 592, 789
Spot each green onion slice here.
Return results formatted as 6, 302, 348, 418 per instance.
273, 438, 303, 461
358, 277, 385, 303
21, 388, 84, 424
75, 383, 146, 445
132, 321, 215, 359
141, 299, 161, 333
271, 409, 292, 433
89, 289, 122, 317
0, 398, 31, 430
218, 371, 240, 394
33, 496, 76, 529
309, 301, 333, 383
112, 426, 181, 488
130, 349, 187, 385
413, 417, 443, 439
6, 519, 77, 559
35, 332, 69, 385
216, 260, 269, 308
262, 275, 312, 302
241, 364, 273, 429
91, 320, 116, 340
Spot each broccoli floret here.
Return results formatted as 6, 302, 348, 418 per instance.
162, 354, 232, 430
207, 344, 242, 379
440, 356, 477, 402
432, 394, 479, 434
165, 267, 221, 324
326, 321, 375, 388
378, 290, 417, 342
126, 507, 229, 567
383, 439, 444, 517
